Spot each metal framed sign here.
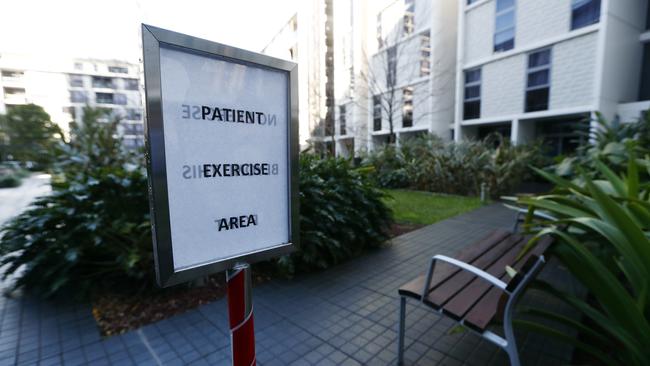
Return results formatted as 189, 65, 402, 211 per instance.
142, 24, 299, 287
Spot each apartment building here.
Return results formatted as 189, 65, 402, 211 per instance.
263, 0, 369, 157
368, 0, 458, 150
264, 0, 458, 156
455, 0, 650, 155
0, 53, 144, 148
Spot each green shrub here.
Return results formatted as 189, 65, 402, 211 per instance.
514, 151, 650, 365
0, 109, 393, 297
0, 174, 21, 188
364, 134, 546, 197
553, 112, 650, 181
274, 155, 393, 275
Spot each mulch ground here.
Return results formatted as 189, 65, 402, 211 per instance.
92, 222, 423, 337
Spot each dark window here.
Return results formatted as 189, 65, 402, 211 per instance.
373, 95, 382, 131
494, 0, 515, 52
525, 48, 551, 112
402, 87, 413, 127
92, 76, 114, 89
69, 74, 84, 87
404, 0, 414, 35
467, 0, 479, 4
126, 108, 142, 120
464, 68, 481, 119
571, 0, 600, 30
1, 70, 24, 78
95, 92, 114, 104
387, 46, 397, 87
639, 43, 650, 101
70, 90, 87, 103
339, 105, 347, 135
124, 78, 139, 90
108, 66, 128, 74
420, 31, 431, 77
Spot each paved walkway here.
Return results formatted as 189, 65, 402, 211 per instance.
0, 204, 580, 365
0, 173, 51, 227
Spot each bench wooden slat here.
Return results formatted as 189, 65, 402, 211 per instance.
439, 235, 529, 320
398, 229, 510, 299
462, 235, 554, 331
423, 233, 523, 309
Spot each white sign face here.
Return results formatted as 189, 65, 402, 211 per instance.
158, 46, 290, 271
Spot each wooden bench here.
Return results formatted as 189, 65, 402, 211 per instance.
397, 211, 555, 366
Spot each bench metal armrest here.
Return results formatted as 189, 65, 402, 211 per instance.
505, 204, 557, 232
421, 255, 507, 301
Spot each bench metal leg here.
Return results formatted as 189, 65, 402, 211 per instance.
397, 296, 406, 365
503, 317, 520, 366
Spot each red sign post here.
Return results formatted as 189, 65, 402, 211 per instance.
227, 263, 256, 366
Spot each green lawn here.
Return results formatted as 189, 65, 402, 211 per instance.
382, 189, 484, 225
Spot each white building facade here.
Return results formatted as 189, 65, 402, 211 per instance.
368, 0, 458, 150
455, 0, 650, 155
0, 53, 144, 148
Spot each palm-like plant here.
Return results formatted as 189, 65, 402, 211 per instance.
515, 153, 650, 365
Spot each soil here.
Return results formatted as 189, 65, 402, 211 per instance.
92, 272, 271, 337
92, 222, 423, 337
388, 222, 426, 237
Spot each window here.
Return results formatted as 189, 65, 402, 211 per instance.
463, 68, 481, 119
494, 0, 515, 52
123, 123, 144, 135
95, 92, 114, 104
3, 87, 25, 98
525, 48, 551, 112
108, 66, 128, 74
92, 76, 114, 89
387, 46, 397, 87
373, 96, 382, 131
1, 70, 24, 79
420, 31, 431, 77
571, 0, 601, 30
69, 74, 83, 87
339, 105, 347, 135
402, 87, 413, 127
113, 93, 127, 105
124, 78, 139, 90
467, 0, 479, 4
126, 108, 142, 120
70, 90, 87, 103
404, 0, 415, 35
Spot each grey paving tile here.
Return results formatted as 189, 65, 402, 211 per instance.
0, 204, 583, 366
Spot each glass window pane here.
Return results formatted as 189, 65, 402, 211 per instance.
464, 100, 481, 119
465, 85, 480, 99
494, 29, 515, 51
525, 88, 549, 112
495, 11, 515, 32
465, 69, 481, 83
527, 70, 549, 87
571, 0, 600, 30
529, 49, 551, 67
496, 0, 515, 12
